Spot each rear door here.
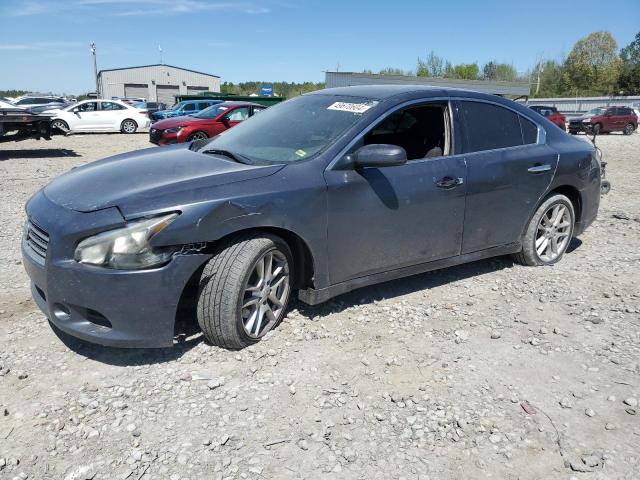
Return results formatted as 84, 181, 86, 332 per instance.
98, 101, 128, 130
457, 100, 558, 253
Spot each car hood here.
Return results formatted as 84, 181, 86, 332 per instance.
152, 115, 203, 129
571, 116, 593, 122
43, 144, 285, 215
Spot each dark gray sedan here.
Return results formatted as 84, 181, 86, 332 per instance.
22, 86, 601, 349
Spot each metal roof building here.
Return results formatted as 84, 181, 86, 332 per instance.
325, 71, 530, 97
98, 64, 220, 105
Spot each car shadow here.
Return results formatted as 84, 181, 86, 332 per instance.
295, 254, 516, 319
50, 319, 203, 367
0, 149, 80, 160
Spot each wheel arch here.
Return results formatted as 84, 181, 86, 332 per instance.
173, 226, 317, 338
549, 185, 582, 224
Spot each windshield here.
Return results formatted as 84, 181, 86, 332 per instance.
132, 102, 146, 109
171, 102, 186, 111
193, 105, 229, 119
198, 95, 377, 164
587, 108, 606, 116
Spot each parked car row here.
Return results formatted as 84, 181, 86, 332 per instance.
528, 104, 637, 135
150, 101, 265, 145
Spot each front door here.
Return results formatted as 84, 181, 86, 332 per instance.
457, 100, 558, 253
324, 101, 467, 285
71, 101, 100, 130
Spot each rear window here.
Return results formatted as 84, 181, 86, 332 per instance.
520, 116, 538, 144
460, 101, 523, 153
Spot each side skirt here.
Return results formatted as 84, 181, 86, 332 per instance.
298, 242, 521, 305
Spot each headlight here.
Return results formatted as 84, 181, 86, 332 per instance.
74, 213, 178, 269
582, 118, 592, 123
164, 126, 182, 133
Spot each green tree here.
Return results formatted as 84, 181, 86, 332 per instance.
563, 31, 620, 95
533, 60, 566, 97
483, 61, 517, 81
378, 67, 409, 76
617, 32, 640, 95
452, 63, 480, 80
416, 51, 445, 77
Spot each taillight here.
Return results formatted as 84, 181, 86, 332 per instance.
139, 110, 149, 117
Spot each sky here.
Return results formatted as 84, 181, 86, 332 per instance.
1, 0, 638, 95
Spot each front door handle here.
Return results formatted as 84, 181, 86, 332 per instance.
435, 176, 464, 189
528, 164, 552, 174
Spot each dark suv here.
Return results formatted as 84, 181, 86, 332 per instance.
22, 86, 602, 349
569, 106, 637, 135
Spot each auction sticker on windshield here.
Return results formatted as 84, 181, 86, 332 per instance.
327, 101, 377, 114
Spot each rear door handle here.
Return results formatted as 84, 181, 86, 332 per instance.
435, 176, 464, 189
528, 164, 552, 174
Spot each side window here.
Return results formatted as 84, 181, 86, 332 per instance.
183, 103, 196, 112
519, 116, 538, 144
363, 103, 450, 160
77, 102, 97, 112
252, 106, 266, 115
460, 101, 523, 153
226, 107, 250, 122
100, 102, 126, 111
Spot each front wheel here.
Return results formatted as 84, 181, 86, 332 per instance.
51, 119, 69, 134
197, 234, 293, 349
188, 131, 208, 141
513, 194, 575, 266
623, 123, 634, 135
120, 119, 138, 134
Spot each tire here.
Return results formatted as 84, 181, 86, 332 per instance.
51, 119, 69, 134
623, 123, 634, 135
513, 194, 575, 267
120, 119, 138, 134
197, 234, 293, 349
593, 123, 602, 135
188, 131, 208, 141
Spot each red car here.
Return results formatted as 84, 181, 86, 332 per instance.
529, 105, 566, 131
150, 101, 266, 145
569, 106, 638, 135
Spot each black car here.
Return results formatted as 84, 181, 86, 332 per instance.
22, 86, 601, 349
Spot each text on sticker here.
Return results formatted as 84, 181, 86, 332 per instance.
327, 102, 374, 114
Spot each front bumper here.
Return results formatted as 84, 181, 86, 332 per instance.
149, 128, 179, 146
22, 191, 211, 348
569, 122, 593, 133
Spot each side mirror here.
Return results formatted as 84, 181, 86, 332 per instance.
347, 144, 407, 169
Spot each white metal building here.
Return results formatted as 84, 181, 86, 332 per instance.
98, 64, 220, 105
325, 71, 530, 97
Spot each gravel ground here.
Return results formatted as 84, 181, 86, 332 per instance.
0, 131, 639, 480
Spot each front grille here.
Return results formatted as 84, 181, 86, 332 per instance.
149, 128, 162, 142
25, 220, 49, 261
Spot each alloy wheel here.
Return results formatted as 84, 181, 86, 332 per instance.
240, 249, 290, 338
122, 120, 136, 133
190, 132, 208, 140
535, 204, 572, 262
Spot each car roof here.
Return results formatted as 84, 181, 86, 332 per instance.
216, 101, 262, 107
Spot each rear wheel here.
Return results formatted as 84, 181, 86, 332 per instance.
120, 119, 138, 134
197, 234, 293, 349
623, 123, 634, 135
513, 194, 575, 266
188, 131, 208, 141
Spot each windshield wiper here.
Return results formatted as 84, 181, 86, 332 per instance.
201, 148, 250, 164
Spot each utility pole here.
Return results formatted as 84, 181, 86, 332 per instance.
159, 45, 163, 65
90, 42, 99, 98
535, 56, 543, 96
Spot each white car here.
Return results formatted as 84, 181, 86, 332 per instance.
45, 99, 150, 134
